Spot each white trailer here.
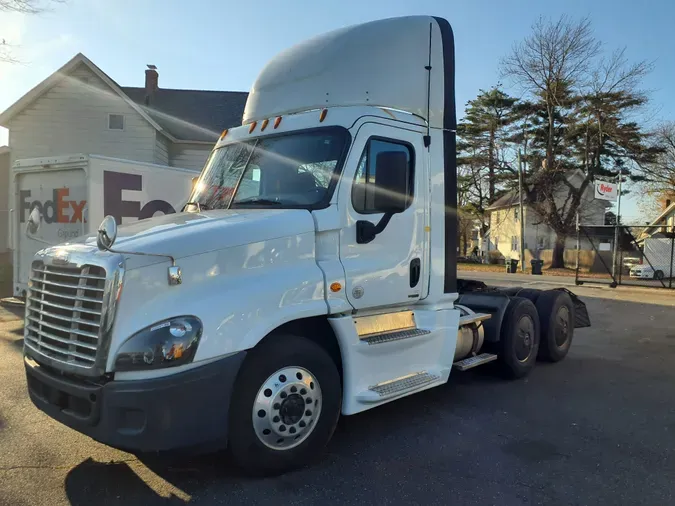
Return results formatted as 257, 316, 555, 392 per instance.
10, 154, 198, 296
22, 17, 590, 476
630, 237, 675, 280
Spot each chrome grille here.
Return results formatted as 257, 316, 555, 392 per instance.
25, 262, 107, 369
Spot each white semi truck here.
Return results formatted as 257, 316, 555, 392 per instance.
10, 154, 199, 297
22, 16, 590, 475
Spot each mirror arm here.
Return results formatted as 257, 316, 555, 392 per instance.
373, 212, 393, 235
101, 244, 177, 267
26, 233, 52, 246
356, 212, 394, 244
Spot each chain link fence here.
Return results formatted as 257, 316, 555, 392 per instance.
575, 224, 675, 289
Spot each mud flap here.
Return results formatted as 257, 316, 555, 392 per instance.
553, 288, 591, 328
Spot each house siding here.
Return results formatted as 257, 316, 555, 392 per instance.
7, 64, 157, 164
170, 144, 211, 171
155, 133, 170, 165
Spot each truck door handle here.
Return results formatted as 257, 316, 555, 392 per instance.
410, 258, 421, 287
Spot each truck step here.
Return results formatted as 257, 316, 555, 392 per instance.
357, 371, 440, 402
453, 353, 498, 371
361, 328, 430, 345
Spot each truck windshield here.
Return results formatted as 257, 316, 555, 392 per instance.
189, 128, 349, 210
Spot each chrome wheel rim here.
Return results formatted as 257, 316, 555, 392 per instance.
515, 315, 535, 362
252, 366, 322, 451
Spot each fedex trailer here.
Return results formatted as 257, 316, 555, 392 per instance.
10, 154, 198, 297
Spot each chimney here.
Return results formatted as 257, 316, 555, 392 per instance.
144, 64, 158, 104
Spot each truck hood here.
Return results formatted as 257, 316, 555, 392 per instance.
77, 209, 316, 263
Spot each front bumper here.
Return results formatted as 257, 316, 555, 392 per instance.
25, 352, 246, 453
630, 272, 652, 279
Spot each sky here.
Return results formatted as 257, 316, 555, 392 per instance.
1, 0, 674, 220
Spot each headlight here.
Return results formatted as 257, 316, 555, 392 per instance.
114, 316, 203, 371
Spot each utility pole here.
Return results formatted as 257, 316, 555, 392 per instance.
611, 168, 623, 280
518, 150, 525, 272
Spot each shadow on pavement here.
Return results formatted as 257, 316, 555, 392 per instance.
0, 302, 25, 320
66, 458, 189, 505
60, 371, 501, 504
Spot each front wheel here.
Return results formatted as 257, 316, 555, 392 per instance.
228, 334, 341, 476
655, 270, 665, 281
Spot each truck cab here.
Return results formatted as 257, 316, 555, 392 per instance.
22, 16, 589, 475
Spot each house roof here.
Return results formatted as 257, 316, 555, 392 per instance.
645, 201, 675, 228
121, 87, 248, 142
0, 53, 248, 143
486, 189, 523, 210
486, 170, 610, 211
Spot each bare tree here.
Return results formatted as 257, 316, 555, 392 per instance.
501, 16, 654, 268
0, 0, 65, 63
640, 122, 675, 195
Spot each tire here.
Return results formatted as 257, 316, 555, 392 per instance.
498, 297, 540, 379
655, 270, 665, 281
227, 334, 342, 476
536, 290, 575, 362
513, 288, 541, 304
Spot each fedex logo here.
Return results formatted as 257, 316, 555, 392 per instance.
104, 171, 176, 225
19, 189, 86, 224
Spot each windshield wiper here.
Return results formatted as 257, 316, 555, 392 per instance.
182, 202, 211, 212
232, 198, 282, 206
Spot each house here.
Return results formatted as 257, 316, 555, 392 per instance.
0, 53, 248, 170
481, 170, 610, 262
637, 199, 675, 243
0, 52, 248, 259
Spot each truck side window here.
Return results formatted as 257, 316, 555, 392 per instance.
352, 139, 414, 214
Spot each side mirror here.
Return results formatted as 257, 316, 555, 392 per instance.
26, 207, 42, 236
97, 215, 118, 251
372, 151, 410, 214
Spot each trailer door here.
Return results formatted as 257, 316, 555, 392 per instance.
14, 165, 87, 296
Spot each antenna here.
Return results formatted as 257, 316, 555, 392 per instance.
423, 22, 432, 148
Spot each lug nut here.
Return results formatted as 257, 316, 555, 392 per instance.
290, 386, 297, 393
300, 388, 307, 395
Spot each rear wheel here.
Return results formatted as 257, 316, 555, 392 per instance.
536, 290, 574, 362
655, 270, 665, 280
228, 334, 341, 476
498, 297, 540, 379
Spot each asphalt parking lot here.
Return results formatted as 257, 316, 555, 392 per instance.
1, 282, 675, 506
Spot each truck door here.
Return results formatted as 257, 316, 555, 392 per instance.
338, 123, 429, 310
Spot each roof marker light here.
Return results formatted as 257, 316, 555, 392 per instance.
248, 121, 257, 134
218, 129, 228, 141
319, 109, 328, 122
261, 119, 269, 131
274, 116, 282, 129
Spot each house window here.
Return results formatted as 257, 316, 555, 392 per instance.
511, 236, 519, 252
108, 114, 124, 130
352, 138, 414, 214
